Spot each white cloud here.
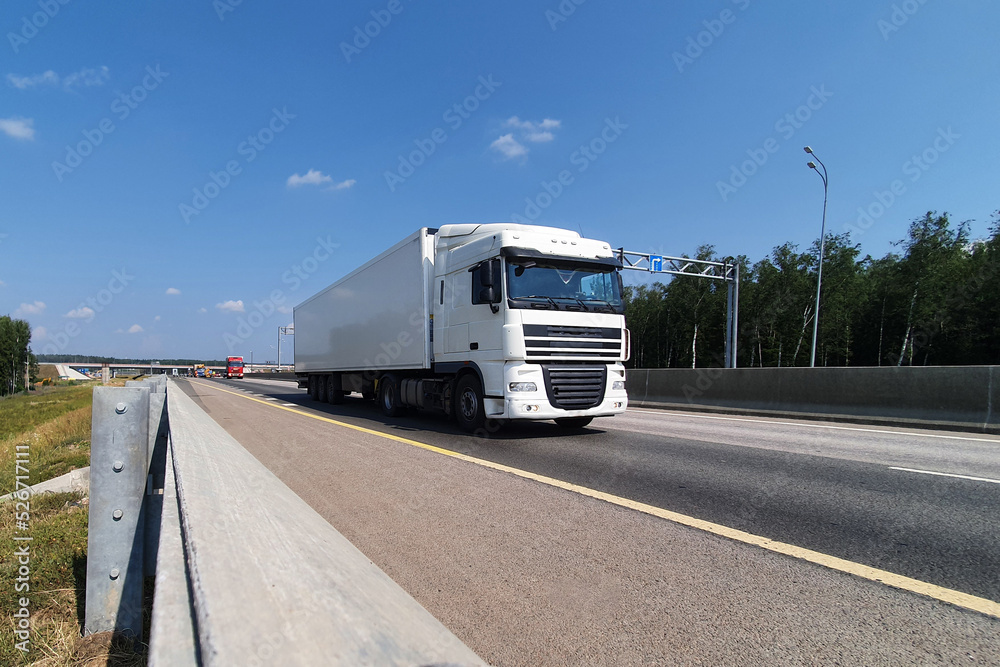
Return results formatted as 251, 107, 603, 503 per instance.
0, 117, 35, 141
505, 116, 561, 143
0, 280, 6, 287
127, 324, 144, 334
165, 287, 181, 295
65, 306, 96, 320
287, 169, 333, 188
492, 117, 562, 159
329, 178, 356, 191
7, 70, 58, 89
277, 305, 293, 314
491, 133, 528, 160
62, 66, 111, 88
197, 307, 207, 314
216, 299, 245, 313
14, 301, 45, 316
33, 326, 48, 340
154, 315, 161, 322
7, 66, 110, 90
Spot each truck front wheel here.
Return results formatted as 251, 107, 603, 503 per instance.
379, 374, 404, 417
454, 375, 486, 433
308, 375, 319, 401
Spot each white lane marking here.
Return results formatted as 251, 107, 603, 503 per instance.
281, 403, 297, 407
889, 467, 1000, 485
625, 408, 1000, 443
264, 397, 278, 401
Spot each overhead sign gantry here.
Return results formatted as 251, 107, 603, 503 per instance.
616, 249, 740, 369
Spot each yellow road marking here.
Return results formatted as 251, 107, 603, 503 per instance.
191, 380, 1000, 620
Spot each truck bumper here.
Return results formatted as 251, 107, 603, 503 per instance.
497, 362, 628, 421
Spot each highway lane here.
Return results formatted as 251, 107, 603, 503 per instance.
176, 377, 1000, 665
201, 376, 1000, 605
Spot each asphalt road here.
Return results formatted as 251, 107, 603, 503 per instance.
178, 376, 1000, 665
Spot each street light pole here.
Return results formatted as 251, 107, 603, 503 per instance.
804, 146, 828, 368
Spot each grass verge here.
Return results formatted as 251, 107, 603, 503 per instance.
1, 492, 145, 666
2, 383, 147, 664
0, 386, 96, 497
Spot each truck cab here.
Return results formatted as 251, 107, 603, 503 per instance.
432, 224, 629, 430
226, 356, 244, 379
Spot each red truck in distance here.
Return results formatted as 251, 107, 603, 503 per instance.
226, 356, 244, 378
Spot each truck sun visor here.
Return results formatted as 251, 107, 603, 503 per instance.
500, 246, 623, 270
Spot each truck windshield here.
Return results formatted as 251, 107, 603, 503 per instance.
506, 260, 624, 313
228, 361, 244, 368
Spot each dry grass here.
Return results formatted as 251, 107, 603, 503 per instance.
0, 493, 147, 666
1, 491, 147, 666
1, 384, 147, 665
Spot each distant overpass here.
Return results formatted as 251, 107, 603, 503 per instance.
60, 362, 293, 376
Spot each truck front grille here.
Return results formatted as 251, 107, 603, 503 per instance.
541, 364, 607, 411
523, 325, 621, 361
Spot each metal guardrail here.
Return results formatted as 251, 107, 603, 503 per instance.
85, 377, 483, 665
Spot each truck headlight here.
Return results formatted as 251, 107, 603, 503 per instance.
612, 381, 625, 391
509, 382, 537, 392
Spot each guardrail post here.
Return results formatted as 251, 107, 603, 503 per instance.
85, 386, 150, 639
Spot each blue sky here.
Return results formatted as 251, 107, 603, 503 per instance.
2, 0, 998, 361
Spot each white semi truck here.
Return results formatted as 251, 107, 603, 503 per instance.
294, 224, 629, 431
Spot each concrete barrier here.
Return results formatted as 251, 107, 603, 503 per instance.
628, 366, 1000, 434
154, 380, 483, 665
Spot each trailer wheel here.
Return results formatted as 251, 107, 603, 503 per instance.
327, 375, 344, 405
379, 374, 404, 417
317, 375, 329, 403
454, 375, 486, 433
308, 375, 319, 401
554, 417, 593, 429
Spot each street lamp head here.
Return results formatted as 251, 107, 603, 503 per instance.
807, 161, 817, 169
803, 146, 814, 154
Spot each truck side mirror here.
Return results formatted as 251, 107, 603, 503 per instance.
479, 261, 494, 288
479, 286, 496, 303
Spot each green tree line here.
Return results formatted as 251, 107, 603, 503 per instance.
624, 211, 1000, 368
0, 316, 38, 396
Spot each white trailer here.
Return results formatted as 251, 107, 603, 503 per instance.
294, 224, 629, 432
